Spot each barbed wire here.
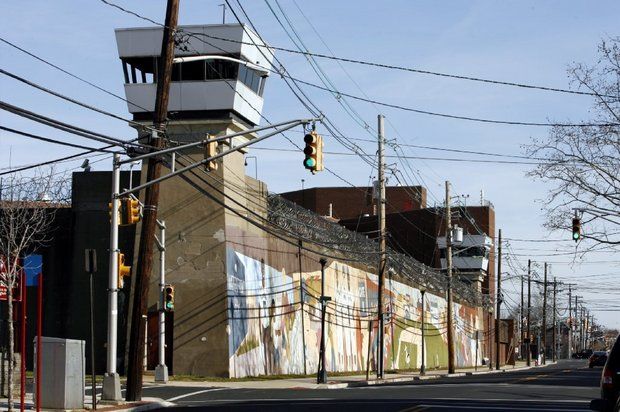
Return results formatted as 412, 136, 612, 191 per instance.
267, 194, 489, 307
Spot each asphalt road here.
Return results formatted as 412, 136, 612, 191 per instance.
141, 359, 602, 411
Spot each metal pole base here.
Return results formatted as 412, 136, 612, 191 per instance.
317, 369, 327, 384
102, 373, 122, 401
154, 364, 169, 383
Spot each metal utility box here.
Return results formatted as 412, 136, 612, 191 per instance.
34, 337, 85, 409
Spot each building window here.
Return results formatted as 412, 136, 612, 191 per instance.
121, 55, 265, 95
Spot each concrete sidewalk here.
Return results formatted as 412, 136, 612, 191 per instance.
143, 360, 549, 390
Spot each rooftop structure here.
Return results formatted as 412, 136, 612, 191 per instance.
115, 24, 273, 127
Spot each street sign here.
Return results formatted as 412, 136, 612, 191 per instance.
0, 277, 23, 302
85, 249, 97, 274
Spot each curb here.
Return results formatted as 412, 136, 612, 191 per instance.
95, 398, 174, 411
332, 362, 556, 389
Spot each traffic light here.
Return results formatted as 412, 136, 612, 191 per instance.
204, 140, 219, 171
572, 217, 581, 242
117, 253, 131, 289
108, 202, 120, 224
303, 131, 324, 173
164, 284, 175, 311
120, 198, 141, 225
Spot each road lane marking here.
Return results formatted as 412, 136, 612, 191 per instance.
166, 388, 228, 402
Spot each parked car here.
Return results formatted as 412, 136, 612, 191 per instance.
591, 334, 620, 411
590, 351, 610, 368
574, 349, 594, 359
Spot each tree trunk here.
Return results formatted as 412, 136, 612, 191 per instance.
7, 288, 14, 412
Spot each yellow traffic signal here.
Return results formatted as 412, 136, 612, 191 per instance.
204, 140, 218, 172
108, 202, 120, 224
164, 284, 175, 311
120, 198, 142, 226
118, 253, 131, 289
303, 131, 324, 173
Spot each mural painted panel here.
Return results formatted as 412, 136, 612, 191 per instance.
226, 247, 483, 378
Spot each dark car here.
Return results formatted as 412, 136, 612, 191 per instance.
575, 349, 595, 359
591, 334, 620, 411
591, 351, 610, 368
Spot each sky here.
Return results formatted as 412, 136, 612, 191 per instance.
1, 0, 619, 329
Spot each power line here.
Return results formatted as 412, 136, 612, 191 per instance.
95, 0, 618, 131
0, 68, 155, 132
276, 73, 619, 128
0, 100, 139, 148
250, 146, 547, 165
190, 27, 614, 99
0, 125, 116, 153
0, 36, 152, 113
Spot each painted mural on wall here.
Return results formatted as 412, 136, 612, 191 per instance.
226, 247, 483, 378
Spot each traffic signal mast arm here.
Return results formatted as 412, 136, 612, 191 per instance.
117, 117, 320, 199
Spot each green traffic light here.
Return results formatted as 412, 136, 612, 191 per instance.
572, 232, 580, 240
304, 157, 316, 168
165, 301, 174, 310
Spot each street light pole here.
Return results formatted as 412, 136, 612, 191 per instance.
102, 153, 122, 401
317, 258, 329, 384
154, 220, 168, 383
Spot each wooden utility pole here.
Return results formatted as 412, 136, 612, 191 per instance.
575, 296, 579, 352
445, 181, 455, 374
568, 285, 572, 358
552, 277, 557, 362
126, 0, 179, 401
542, 263, 547, 364
495, 229, 502, 370
520, 273, 524, 360
377, 114, 386, 379
526, 259, 531, 366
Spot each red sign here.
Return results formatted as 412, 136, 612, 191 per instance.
0, 256, 22, 301
0, 282, 22, 302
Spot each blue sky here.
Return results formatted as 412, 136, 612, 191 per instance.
1, 0, 619, 328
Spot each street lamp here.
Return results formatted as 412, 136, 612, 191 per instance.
244, 156, 258, 180
419, 284, 427, 376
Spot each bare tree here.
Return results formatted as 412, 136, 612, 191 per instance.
0, 169, 69, 411
526, 37, 620, 247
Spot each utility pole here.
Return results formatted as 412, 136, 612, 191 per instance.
575, 296, 579, 352
377, 114, 387, 379
568, 285, 572, 358
520, 273, 524, 361
580, 306, 585, 351
445, 181, 456, 374
542, 263, 547, 365
552, 277, 557, 362
126, 0, 179, 401
526, 259, 531, 367
495, 229, 502, 370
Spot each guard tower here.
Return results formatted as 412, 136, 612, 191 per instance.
114, 24, 273, 378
